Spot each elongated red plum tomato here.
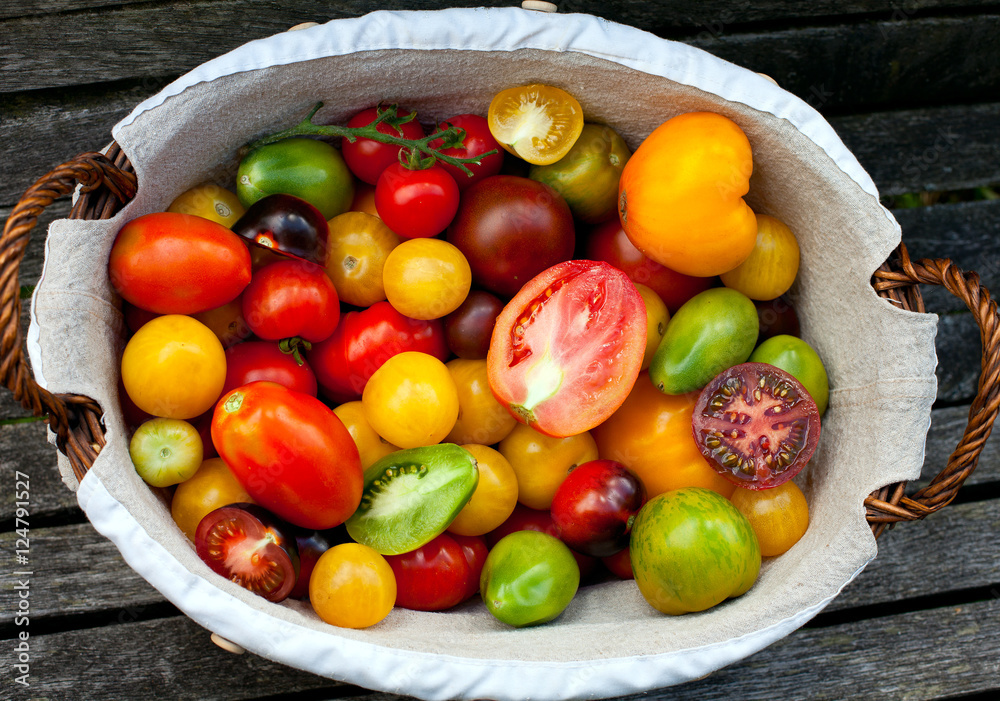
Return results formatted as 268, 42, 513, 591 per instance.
488, 260, 646, 437
108, 212, 251, 314
195, 503, 299, 602
693, 362, 821, 489
375, 163, 460, 239
432, 114, 504, 190
241, 259, 340, 344
211, 382, 363, 529
342, 106, 426, 185
446, 175, 575, 298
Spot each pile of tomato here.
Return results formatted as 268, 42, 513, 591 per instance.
111, 83, 830, 629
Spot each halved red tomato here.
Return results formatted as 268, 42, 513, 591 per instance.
487, 260, 646, 438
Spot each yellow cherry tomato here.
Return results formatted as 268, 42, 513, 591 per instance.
730, 480, 810, 557
445, 358, 517, 445
382, 238, 472, 320
618, 111, 758, 277
170, 457, 254, 542
448, 444, 519, 537
634, 283, 670, 371
720, 213, 801, 301
488, 84, 585, 165
362, 351, 459, 449
167, 182, 246, 227
310, 543, 396, 629
325, 211, 400, 307
333, 400, 400, 469
498, 423, 599, 510
121, 315, 226, 419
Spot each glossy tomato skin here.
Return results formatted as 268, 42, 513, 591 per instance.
342, 106, 425, 185
444, 289, 505, 359
232, 193, 330, 266
549, 460, 645, 558
242, 259, 340, 343
485, 503, 598, 579
451, 533, 489, 599
488, 259, 646, 437
749, 334, 829, 415
109, 212, 251, 314
384, 532, 473, 611
584, 220, 715, 314
211, 381, 363, 530
289, 529, 342, 600
447, 175, 575, 298
375, 163, 460, 239
170, 457, 253, 542
222, 341, 318, 397
307, 301, 448, 404
310, 543, 396, 629
730, 481, 810, 557
433, 114, 504, 190
630, 488, 760, 615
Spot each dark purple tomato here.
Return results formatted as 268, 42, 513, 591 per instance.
444, 289, 506, 359
754, 294, 801, 342
232, 193, 330, 265
195, 503, 300, 602
289, 528, 347, 599
549, 460, 645, 557
446, 175, 575, 298
383, 532, 474, 611
223, 341, 318, 397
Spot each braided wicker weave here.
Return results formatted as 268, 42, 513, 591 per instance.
1, 147, 997, 537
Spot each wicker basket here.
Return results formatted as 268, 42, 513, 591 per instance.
2, 8, 999, 700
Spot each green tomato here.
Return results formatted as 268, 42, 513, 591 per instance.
630, 487, 760, 615
129, 418, 204, 488
345, 444, 479, 555
649, 287, 758, 394
480, 530, 580, 627
528, 123, 631, 224
750, 334, 830, 415
238, 137, 355, 220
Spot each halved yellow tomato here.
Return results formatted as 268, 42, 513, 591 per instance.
487, 84, 584, 165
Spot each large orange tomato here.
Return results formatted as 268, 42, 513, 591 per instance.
618, 112, 758, 278
591, 372, 735, 499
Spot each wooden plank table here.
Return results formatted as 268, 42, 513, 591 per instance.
2, 2, 1000, 699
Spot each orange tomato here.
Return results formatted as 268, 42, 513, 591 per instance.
730, 480, 810, 557
170, 457, 254, 541
618, 112, 757, 277
324, 211, 400, 307
310, 543, 396, 628
591, 372, 735, 499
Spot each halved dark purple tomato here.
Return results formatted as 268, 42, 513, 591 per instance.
195, 503, 300, 602
692, 362, 820, 490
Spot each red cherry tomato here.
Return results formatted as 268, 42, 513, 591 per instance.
241, 259, 340, 343
375, 163, 460, 239
485, 504, 598, 579
487, 259, 646, 438
451, 533, 489, 600
211, 382, 363, 530
223, 341, 318, 397
384, 532, 473, 611
584, 219, 714, 314
432, 114, 504, 190
342, 106, 425, 185
602, 546, 634, 580
307, 301, 449, 404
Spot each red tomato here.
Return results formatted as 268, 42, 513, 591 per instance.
487, 260, 646, 438
451, 533, 489, 600
432, 114, 504, 190
109, 212, 251, 314
241, 259, 340, 343
384, 532, 473, 611
211, 381, 363, 530
602, 546, 634, 580
342, 106, 425, 185
307, 301, 449, 404
223, 341, 318, 397
375, 163, 460, 239
584, 220, 714, 314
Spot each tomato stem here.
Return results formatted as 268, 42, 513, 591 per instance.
246, 102, 498, 176
278, 337, 312, 366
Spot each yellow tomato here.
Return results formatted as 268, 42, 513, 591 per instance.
362, 351, 459, 449
170, 457, 254, 542
498, 423, 599, 510
618, 111, 758, 277
488, 84, 584, 165
720, 213, 801, 301
310, 543, 396, 629
634, 283, 670, 370
730, 481, 810, 557
445, 358, 517, 445
190, 295, 251, 349
333, 400, 400, 469
167, 182, 245, 228
121, 315, 226, 420
591, 372, 735, 499
448, 444, 519, 537
382, 238, 472, 320
325, 211, 400, 307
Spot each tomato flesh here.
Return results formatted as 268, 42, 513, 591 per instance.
692, 362, 820, 489
488, 260, 646, 438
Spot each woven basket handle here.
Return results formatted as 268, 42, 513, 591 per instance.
866, 244, 1000, 537
0, 151, 137, 480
